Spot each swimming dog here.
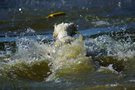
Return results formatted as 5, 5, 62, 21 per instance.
53, 23, 78, 46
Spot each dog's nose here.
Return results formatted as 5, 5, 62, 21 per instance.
53, 33, 57, 38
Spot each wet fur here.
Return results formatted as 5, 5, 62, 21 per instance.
53, 23, 77, 45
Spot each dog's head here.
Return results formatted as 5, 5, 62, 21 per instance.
53, 23, 77, 38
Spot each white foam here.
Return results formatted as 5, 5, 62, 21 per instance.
84, 35, 135, 59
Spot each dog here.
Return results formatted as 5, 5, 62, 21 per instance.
53, 22, 77, 46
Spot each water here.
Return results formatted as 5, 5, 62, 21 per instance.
0, 0, 135, 89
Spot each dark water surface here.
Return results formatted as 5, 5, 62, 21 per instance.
0, 0, 135, 89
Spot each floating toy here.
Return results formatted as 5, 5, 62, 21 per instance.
46, 12, 65, 18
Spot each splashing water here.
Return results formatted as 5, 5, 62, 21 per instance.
0, 33, 96, 82
0, 29, 135, 89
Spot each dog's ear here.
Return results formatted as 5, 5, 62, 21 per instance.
69, 23, 77, 35
53, 24, 58, 38
70, 23, 77, 30
54, 24, 57, 28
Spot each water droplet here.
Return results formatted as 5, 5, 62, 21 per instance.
19, 8, 22, 11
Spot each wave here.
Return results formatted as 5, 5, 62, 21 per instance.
0, 30, 135, 84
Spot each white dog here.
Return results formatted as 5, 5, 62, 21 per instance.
53, 23, 77, 46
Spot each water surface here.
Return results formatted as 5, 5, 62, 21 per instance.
0, 0, 135, 89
